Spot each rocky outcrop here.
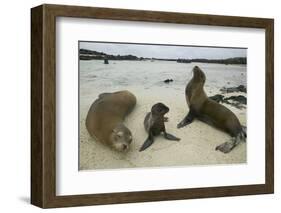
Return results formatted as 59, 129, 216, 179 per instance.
220, 85, 247, 93
164, 79, 174, 83
209, 94, 247, 109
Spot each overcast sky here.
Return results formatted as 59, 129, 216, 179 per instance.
79, 42, 246, 60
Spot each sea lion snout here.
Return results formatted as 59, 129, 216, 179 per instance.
192, 65, 202, 74
192, 66, 206, 83
193, 65, 199, 69
113, 142, 130, 152
111, 126, 133, 152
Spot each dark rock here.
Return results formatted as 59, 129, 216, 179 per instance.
237, 85, 247, 93
104, 59, 109, 64
164, 79, 174, 83
209, 94, 247, 109
209, 94, 224, 103
224, 95, 247, 105
220, 85, 247, 93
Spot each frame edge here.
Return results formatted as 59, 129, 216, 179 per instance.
31, 5, 44, 208
265, 19, 274, 194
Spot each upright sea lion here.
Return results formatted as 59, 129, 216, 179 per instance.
139, 103, 180, 152
177, 66, 246, 153
86, 90, 136, 152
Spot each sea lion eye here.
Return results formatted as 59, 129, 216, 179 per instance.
116, 131, 123, 138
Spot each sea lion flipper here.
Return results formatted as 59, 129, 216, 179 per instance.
216, 130, 246, 153
177, 110, 195, 128
164, 132, 180, 141
139, 136, 154, 152
215, 140, 236, 153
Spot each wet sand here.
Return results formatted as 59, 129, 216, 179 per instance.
79, 87, 246, 170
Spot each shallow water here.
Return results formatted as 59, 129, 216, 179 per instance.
80, 60, 247, 98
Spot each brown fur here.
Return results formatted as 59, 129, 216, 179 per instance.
86, 90, 136, 151
140, 103, 180, 152
178, 66, 246, 153
186, 66, 242, 136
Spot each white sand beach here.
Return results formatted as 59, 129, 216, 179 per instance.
79, 60, 247, 170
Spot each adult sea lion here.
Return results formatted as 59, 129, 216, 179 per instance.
139, 103, 180, 152
177, 66, 246, 153
86, 90, 136, 152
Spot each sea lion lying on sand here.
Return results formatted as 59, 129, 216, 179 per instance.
86, 90, 136, 152
139, 103, 180, 151
177, 66, 246, 153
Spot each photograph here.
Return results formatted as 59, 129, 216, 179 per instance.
78, 41, 247, 170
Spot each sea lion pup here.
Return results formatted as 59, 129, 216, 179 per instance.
139, 103, 180, 152
177, 66, 246, 153
86, 90, 136, 152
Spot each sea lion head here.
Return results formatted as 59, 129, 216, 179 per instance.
192, 66, 206, 85
151, 103, 169, 116
110, 124, 133, 152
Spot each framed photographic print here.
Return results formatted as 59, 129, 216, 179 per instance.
31, 4, 274, 208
